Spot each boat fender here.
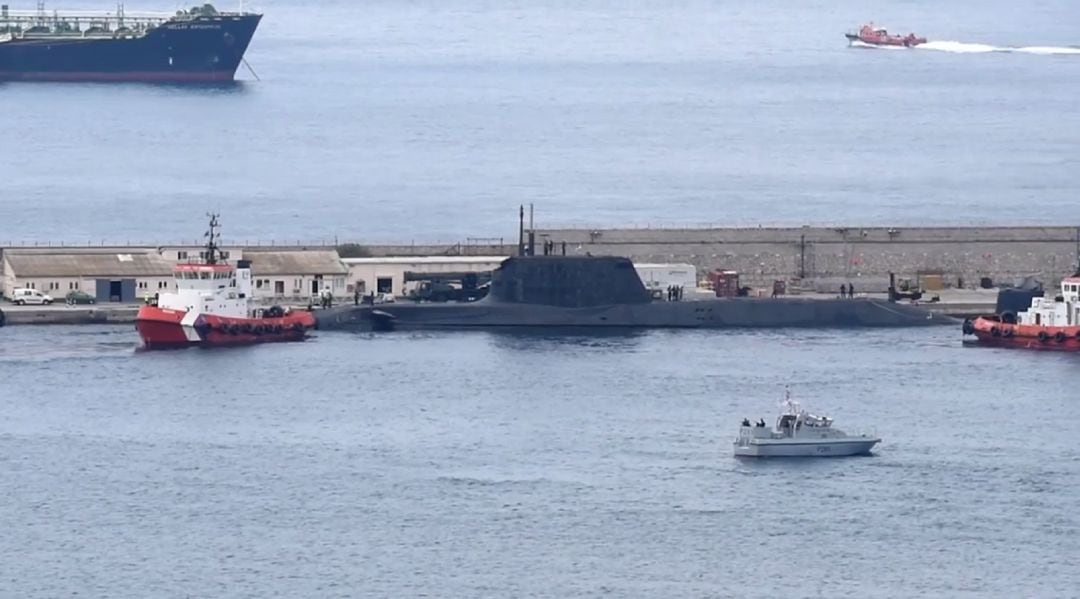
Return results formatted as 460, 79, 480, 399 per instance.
0, 309, 5, 328
227, 324, 239, 335
1002, 328, 1014, 338
273, 325, 283, 334
241, 324, 253, 334
1075, 330, 1080, 340
1055, 331, 1066, 343
990, 326, 1000, 337
961, 319, 974, 335
253, 325, 263, 335
292, 322, 305, 332
1037, 331, 1049, 342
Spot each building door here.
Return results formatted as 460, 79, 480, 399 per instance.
121, 279, 136, 303
108, 280, 122, 302
95, 279, 110, 303
275, 281, 285, 295
377, 277, 393, 294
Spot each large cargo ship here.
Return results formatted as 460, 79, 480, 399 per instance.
0, 3, 261, 82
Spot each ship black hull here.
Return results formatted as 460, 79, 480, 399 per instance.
0, 14, 261, 83
315, 298, 956, 332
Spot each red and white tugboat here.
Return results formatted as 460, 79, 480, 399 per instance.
845, 23, 927, 48
963, 275, 1080, 351
136, 215, 316, 350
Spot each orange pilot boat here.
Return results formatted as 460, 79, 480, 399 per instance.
136, 215, 315, 350
963, 275, 1080, 351
845, 23, 927, 48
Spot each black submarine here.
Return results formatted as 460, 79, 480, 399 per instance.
315, 223, 954, 333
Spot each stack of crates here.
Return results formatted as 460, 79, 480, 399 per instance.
708, 270, 740, 298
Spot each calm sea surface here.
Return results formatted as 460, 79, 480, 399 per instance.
1, 325, 1079, 597
1, 0, 1079, 243
3, 1, 1080, 596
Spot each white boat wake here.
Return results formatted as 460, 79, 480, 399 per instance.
920, 40, 1080, 55
853, 39, 1080, 55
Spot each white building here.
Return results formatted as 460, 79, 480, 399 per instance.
342, 256, 508, 297
1, 248, 175, 302
634, 263, 698, 292
243, 249, 349, 302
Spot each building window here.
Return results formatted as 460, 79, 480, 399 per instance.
221, 251, 230, 259
28, 282, 35, 289
178, 251, 188, 260
275, 281, 285, 295
256, 280, 263, 289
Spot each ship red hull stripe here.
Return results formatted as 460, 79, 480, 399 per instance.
136, 306, 316, 350
967, 316, 1080, 352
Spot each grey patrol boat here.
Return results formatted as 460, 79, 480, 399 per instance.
315, 249, 952, 334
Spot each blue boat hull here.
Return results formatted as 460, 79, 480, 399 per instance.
0, 14, 261, 82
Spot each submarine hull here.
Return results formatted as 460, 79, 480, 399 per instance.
315, 297, 953, 332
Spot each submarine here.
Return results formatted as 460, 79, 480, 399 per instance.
315, 234, 954, 333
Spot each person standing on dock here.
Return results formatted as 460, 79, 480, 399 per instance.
840, 283, 847, 299
848, 283, 855, 298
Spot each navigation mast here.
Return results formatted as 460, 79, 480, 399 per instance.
204, 213, 222, 265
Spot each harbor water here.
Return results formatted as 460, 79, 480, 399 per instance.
1, 0, 1080, 242
1, 325, 1078, 597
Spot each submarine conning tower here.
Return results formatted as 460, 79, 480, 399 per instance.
489, 255, 652, 307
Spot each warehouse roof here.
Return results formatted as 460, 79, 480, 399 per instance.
3, 249, 173, 277
244, 250, 347, 275
341, 256, 509, 265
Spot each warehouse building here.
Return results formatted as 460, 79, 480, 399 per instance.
243, 249, 349, 302
342, 256, 508, 298
1, 249, 174, 303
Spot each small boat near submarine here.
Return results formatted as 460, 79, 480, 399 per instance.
135, 215, 315, 350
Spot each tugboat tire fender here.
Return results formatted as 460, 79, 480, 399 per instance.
1002, 328, 1014, 338
1037, 331, 1049, 342
1055, 331, 1067, 343
961, 319, 974, 335
990, 326, 1000, 337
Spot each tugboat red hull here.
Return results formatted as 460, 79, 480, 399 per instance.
964, 316, 1080, 352
846, 31, 924, 47
136, 305, 316, 350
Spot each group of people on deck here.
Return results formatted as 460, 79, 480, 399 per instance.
839, 283, 856, 299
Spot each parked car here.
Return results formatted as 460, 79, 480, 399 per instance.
65, 290, 96, 305
8, 288, 53, 305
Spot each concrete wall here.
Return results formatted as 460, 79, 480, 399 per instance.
534, 226, 1080, 291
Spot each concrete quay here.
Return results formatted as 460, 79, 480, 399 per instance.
0, 304, 139, 325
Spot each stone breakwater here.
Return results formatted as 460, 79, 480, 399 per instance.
523, 226, 1080, 291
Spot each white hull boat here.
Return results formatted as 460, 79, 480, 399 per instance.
734, 391, 880, 458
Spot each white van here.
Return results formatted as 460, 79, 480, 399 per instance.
8, 288, 53, 305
